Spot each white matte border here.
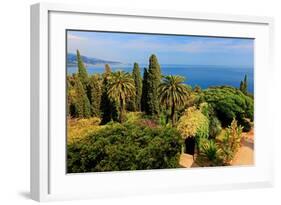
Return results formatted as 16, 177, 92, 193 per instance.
31, 2, 274, 202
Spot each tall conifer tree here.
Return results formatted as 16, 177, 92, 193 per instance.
76, 49, 88, 90
105, 64, 111, 73
100, 64, 118, 124
243, 75, 248, 94
88, 74, 102, 117
73, 76, 91, 118
132, 63, 142, 111
141, 68, 149, 112
66, 76, 73, 117
239, 74, 248, 95
146, 54, 161, 117
239, 81, 244, 92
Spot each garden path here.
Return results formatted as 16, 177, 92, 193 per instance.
179, 153, 198, 168
231, 129, 254, 165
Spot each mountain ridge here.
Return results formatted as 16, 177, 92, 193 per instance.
67, 53, 122, 66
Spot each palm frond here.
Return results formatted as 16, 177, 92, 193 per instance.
158, 75, 189, 108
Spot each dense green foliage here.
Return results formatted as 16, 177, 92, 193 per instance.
199, 102, 222, 138
145, 54, 162, 117
202, 86, 254, 127
67, 122, 183, 172
132, 63, 142, 111
158, 75, 190, 125
208, 116, 222, 138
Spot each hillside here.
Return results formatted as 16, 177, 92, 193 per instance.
67, 53, 121, 66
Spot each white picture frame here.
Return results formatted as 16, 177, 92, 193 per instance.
30, 2, 274, 202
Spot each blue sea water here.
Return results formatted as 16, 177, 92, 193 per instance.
67, 64, 254, 93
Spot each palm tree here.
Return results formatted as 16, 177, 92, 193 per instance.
158, 75, 189, 125
107, 71, 136, 123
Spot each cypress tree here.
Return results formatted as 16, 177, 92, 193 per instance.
67, 74, 79, 117
76, 49, 88, 90
100, 64, 118, 124
72, 76, 91, 118
132, 63, 142, 111
193, 85, 202, 93
141, 68, 149, 112
127, 92, 136, 111
239, 80, 244, 92
88, 74, 102, 117
243, 75, 248, 94
105, 64, 112, 73
239, 74, 248, 95
146, 54, 161, 117
66, 76, 72, 117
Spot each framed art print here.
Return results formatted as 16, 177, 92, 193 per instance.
31, 3, 274, 201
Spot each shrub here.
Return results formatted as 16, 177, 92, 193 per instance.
67, 122, 183, 173
177, 106, 209, 153
137, 119, 159, 128
199, 102, 222, 138
208, 116, 222, 138
177, 106, 209, 139
218, 119, 243, 164
202, 86, 254, 127
184, 87, 202, 108
67, 117, 101, 144
159, 112, 168, 126
124, 112, 143, 124
196, 139, 224, 166
196, 119, 243, 166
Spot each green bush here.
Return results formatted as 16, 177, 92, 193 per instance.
202, 86, 254, 127
67, 122, 183, 173
196, 139, 224, 166
208, 116, 222, 138
199, 102, 222, 138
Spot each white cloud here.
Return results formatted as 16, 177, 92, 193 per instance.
68, 34, 88, 41
118, 38, 252, 53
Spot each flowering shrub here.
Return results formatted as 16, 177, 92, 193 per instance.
177, 106, 209, 139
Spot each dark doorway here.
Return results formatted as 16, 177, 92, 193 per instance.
185, 137, 195, 155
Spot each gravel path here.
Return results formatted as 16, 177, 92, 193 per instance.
179, 153, 194, 168
231, 129, 254, 166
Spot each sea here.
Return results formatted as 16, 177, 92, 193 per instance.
67, 64, 254, 93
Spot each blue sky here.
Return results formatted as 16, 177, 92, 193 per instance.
67, 30, 254, 67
